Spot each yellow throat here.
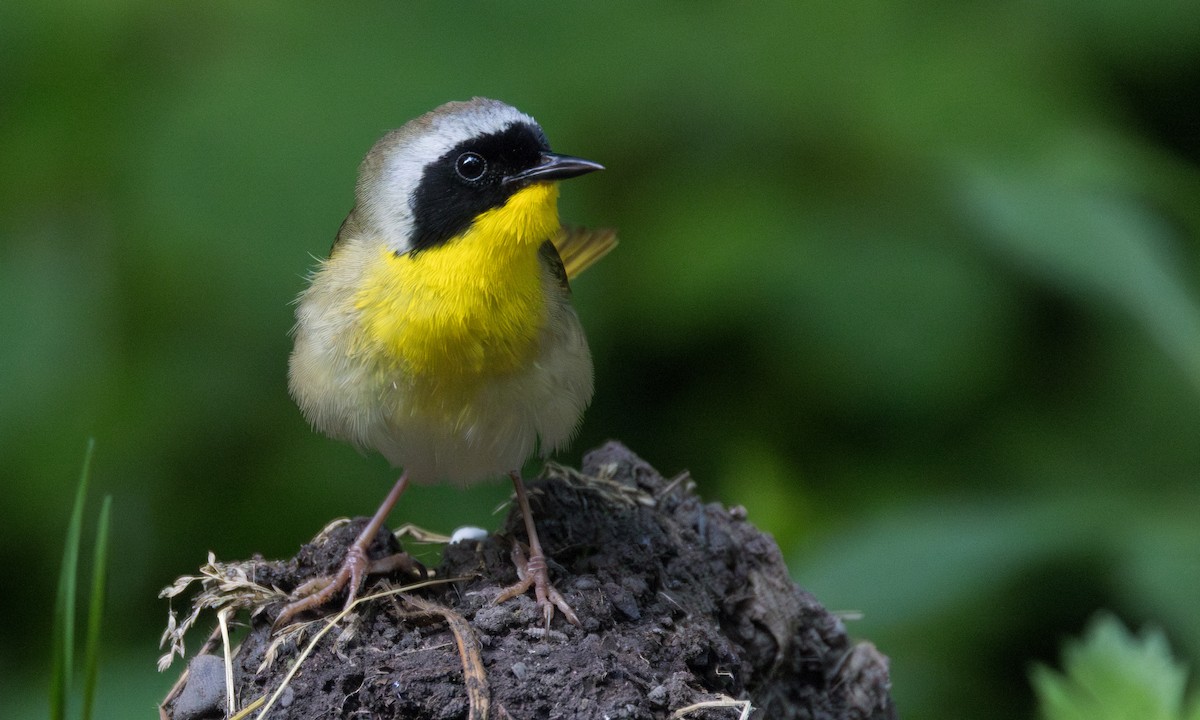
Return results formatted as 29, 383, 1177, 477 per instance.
354, 182, 562, 396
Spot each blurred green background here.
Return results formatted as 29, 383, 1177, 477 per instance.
3, 1, 1199, 718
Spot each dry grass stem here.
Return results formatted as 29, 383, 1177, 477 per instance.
158, 552, 287, 671
392, 522, 455, 544
228, 695, 265, 720
541, 461, 656, 507
218, 607, 235, 715
670, 695, 754, 720
395, 593, 490, 720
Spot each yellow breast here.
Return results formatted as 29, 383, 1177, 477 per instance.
352, 183, 562, 401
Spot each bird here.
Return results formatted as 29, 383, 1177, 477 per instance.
279, 98, 615, 629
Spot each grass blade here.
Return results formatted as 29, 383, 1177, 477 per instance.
81, 494, 112, 720
50, 438, 96, 720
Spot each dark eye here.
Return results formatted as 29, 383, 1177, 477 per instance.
455, 152, 487, 181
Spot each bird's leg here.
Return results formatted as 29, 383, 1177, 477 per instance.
495, 471, 580, 629
274, 472, 412, 629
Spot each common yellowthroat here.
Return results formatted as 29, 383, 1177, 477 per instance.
279, 98, 614, 628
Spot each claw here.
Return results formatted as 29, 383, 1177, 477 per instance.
273, 545, 367, 629
272, 473, 412, 631
494, 473, 581, 629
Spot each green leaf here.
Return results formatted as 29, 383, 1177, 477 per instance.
50, 438, 95, 720
797, 498, 1085, 626
963, 170, 1200, 395
81, 494, 111, 720
1032, 613, 1189, 720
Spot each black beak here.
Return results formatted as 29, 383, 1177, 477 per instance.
504, 152, 604, 187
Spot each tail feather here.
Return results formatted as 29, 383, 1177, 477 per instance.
553, 226, 619, 280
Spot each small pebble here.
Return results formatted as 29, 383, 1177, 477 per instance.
621, 576, 648, 596
511, 661, 528, 681
572, 575, 599, 591
173, 655, 225, 720
472, 604, 510, 633
647, 684, 668, 706
605, 584, 641, 621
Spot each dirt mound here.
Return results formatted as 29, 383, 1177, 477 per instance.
161, 442, 895, 719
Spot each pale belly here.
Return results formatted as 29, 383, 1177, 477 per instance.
289, 298, 594, 485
